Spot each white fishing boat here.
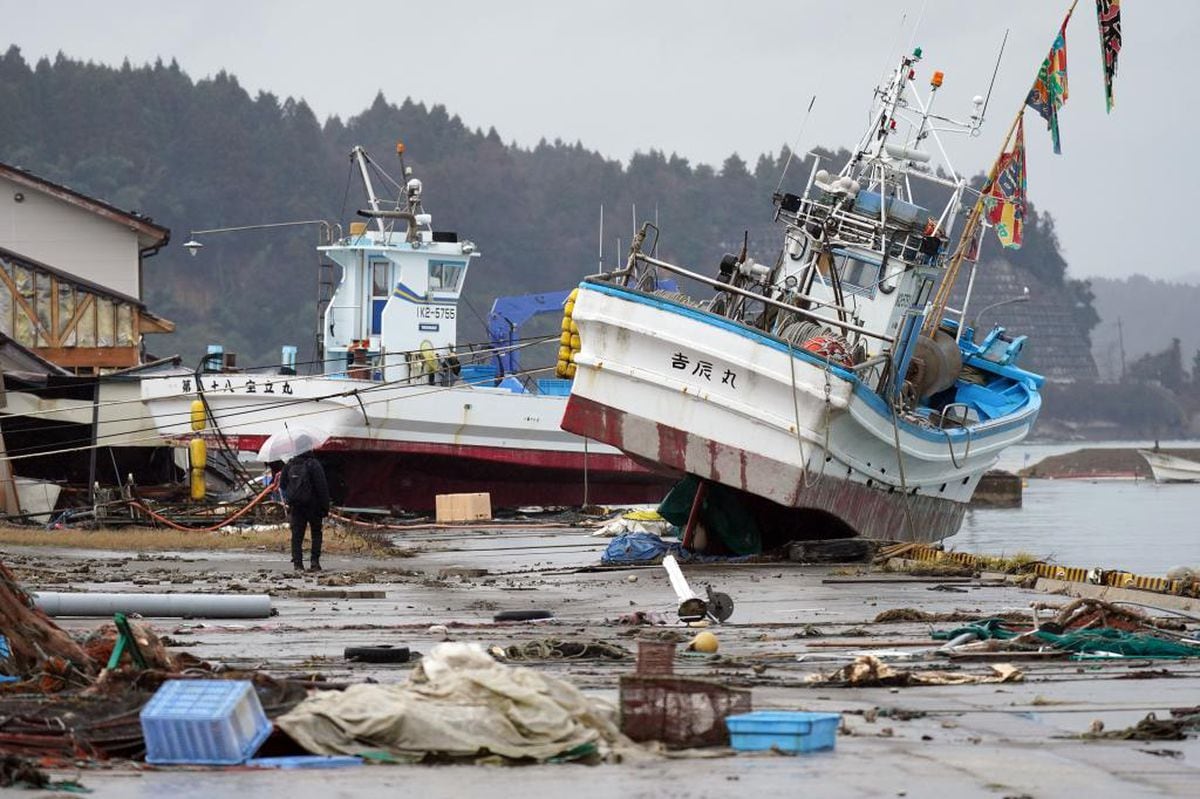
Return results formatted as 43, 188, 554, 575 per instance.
561, 47, 1047, 543
1138, 450, 1200, 484
140, 146, 669, 510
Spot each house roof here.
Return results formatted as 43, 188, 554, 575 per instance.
0, 161, 170, 251
0, 331, 70, 376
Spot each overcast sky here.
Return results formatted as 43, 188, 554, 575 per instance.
3, 0, 1192, 281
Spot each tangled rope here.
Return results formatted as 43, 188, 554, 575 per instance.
130, 476, 280, 532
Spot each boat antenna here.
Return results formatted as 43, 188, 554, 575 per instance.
774, 94, 817, 194
653, 204, 659, 257
979, 29, 1010, 123
395, 139, 409, 182
905, 0, 930, 54
598, 205, 604, 270
632, 203, 637, 237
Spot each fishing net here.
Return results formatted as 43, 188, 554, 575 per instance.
932, 620, 1200, 658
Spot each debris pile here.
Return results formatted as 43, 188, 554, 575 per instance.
277, 642, 635, 763
804, 655, 1024, 687
931, 598, 1200, 659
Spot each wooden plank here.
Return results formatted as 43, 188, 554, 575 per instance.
803, 640, 936, 648
59, 293, 95, 345
821, 577, 979, 585
137, 309, 175, 334
48, 276, 60, 347
1034, 578, 1200, 613
0, 264, 44, 342
33, 345, 139, 368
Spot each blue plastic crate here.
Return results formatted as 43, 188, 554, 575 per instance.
536, 378, 573, 396
245, 756, 363, 770
725, 711, 841, 754
140, 679, 271, 765
460, 364, 498, 384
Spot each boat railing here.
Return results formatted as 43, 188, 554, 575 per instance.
778, 196, 942, 266
613, 250, 894, 344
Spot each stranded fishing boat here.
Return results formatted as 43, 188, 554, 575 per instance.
561, 47, 1049, 543
141, 146, 669, 510
1138, 449, 1200, 484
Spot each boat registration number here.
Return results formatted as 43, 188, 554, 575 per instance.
417, 305, 456, 320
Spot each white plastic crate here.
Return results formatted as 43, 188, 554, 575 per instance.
140, 679, 271, 765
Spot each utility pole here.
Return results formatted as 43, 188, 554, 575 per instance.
1117, 317, 1127, 382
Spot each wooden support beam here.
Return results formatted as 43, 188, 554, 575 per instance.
58, 292, 95, 344
137, 309, 175, 334
33, 345, 139, 369
0, 264, 45, 342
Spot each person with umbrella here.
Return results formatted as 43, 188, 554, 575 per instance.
275, 432, 331, 572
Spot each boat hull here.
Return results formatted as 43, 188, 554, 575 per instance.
1138, 450, 1200, 484
561, 282, 1040, 542
141, 371, 671, 510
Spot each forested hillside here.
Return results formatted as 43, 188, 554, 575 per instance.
1089, 276, 1200, 381
0, 48, 1096, 372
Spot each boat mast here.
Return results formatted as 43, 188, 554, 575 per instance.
922, 105, 1021, 337
351, 146, 387, 234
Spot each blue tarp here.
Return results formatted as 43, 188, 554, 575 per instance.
0, 633, 18, 683
600, 533, 759, 565
602, 533, 670, 565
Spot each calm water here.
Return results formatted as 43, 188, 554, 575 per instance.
946, 441, 1200, 576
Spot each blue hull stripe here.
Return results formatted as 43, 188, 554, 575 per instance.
580, 280, 1040, 444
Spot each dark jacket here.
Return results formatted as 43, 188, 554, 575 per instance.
280, 452, 331, 515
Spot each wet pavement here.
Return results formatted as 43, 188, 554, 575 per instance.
7, 525, 1199, 796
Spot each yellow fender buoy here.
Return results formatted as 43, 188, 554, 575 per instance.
190, 399, 206, 432
188, 437, 207, 470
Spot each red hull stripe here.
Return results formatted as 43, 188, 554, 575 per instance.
178, 430, 672, 511
563, 393, 964, 542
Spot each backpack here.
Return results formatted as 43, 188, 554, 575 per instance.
285, 458, 314, 506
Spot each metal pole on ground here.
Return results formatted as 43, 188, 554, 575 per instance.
681, 479, 710, 551
582, 437, 590, 507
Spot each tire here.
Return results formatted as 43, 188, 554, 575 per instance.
493, 610, 554, 622
343, 645, 411, 663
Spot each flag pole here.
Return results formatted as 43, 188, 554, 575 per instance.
923, 0, 1078, 336
923, 103, 1023, 336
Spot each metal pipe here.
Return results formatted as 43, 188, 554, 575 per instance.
680, 479, 709, 550
34, 592, 273, 619
628, 254, 894, 343
936, 630, 979, 653
972, 293, 1029, 337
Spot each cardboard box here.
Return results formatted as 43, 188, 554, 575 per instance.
435, 492, 492, 523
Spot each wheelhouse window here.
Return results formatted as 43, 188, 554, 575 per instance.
370, 260, 390, 336
371, 260, 391, 297
833, 253, 879, 296
428, 260, 466, 293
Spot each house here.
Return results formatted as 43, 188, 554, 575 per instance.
0, 162, 173, 372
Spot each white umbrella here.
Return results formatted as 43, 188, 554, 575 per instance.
256, 425, 331, 463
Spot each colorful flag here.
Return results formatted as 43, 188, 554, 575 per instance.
983, 115, 1028, 249
1027, 14, 1072, 154
1095, 0, 1121, 112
